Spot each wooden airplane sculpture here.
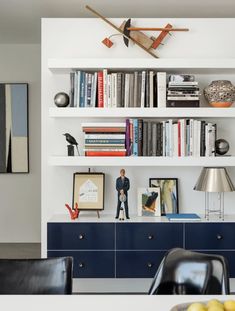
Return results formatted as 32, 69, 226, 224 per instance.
86, 5, 189, 58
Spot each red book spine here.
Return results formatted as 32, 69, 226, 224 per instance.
83, 127, 126, 133
178, 121, 181, 157
85, 151, 126, 157
98, 71, 104, 108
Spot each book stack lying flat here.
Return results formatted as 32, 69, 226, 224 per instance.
82, 122, 126, 156
167, 74, 200, 108
125, 118, 216, 157
166, 213, 201, 221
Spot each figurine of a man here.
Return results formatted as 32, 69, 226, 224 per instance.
115, 168, 130, 219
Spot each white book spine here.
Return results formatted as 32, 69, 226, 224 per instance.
107, 74, 112, 108
85, 134, 126, 139
157, 72, 166, 108
205, 124, 209, 157
91, 72, 97, 107
193, 120, 198, 157
189, 119, 194, 156
74, 71, 78, 107
165, 122, 169, 157
169, 119, 173, 157
180, 119, 185, 157
103, 69, 108, 108
141, 71, 146, 108
76, 71, 81, 107
84, 73, 88, 107
173, 123, 178, 157
124, 73, 130, 107
149, 71, 154, 108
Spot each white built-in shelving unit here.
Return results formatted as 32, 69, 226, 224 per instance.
42, 18, 235, 292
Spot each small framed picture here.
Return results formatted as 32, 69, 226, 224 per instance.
137, 187, 161, 217
149, 178, 179, 215
73, 172, 105, 210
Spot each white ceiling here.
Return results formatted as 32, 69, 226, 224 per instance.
0, 0, 235, 43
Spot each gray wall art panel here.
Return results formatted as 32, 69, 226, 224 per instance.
0, 83, 28, 173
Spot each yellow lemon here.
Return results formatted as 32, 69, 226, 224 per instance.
208, 306, 224, 311
224, 300, 235, 311
207, 300, 224, 309
187, 303, 207, 311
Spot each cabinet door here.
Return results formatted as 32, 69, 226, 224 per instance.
48, 250, 115, 278
116, 251, 165, 278
185, 223, 235, 250
47, 223, 114, 250
116, 223, 183, 250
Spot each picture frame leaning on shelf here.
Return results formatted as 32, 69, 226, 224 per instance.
73, 172, 105, 217
149, 178, 179, 215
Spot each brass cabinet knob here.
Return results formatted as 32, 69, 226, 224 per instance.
147, 262, 153, 268
79, 262, 84, 268
148, 235, 154, 240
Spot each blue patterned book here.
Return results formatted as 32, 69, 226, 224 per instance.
166, 213, 201, 221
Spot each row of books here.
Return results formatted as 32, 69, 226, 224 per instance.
81, 119, 216, 157
82, 122, 126, 156
126, 118, 216, 157
70, 70, 201, 108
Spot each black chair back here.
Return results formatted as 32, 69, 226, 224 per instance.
0, 257, 73, 294
149, 248, 230, 295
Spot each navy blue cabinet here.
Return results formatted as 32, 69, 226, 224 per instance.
48, 250, 115, 278
116, 251, 165, 278
116, 223, 183, 250
185, 223, 235, 250
47, 221, 235, 278
47, 223, 114, 250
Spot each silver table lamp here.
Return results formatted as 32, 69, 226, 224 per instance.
194, 167, 235, 220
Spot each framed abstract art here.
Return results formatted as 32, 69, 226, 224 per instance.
149, 178, 179, 215
0, 83, 29, 173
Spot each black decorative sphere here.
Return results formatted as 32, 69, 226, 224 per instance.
215, 139, 230, 155
54, 92, 70, 107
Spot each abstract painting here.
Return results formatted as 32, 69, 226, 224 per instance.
0, 83, 28, 173
149, 178, 178, 215
137, 187, 161, 217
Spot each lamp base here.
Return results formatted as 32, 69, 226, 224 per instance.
205, 192, 224, 221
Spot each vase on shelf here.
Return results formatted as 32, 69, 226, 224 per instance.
204, 80, 235, 108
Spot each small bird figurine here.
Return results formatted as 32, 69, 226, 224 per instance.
63, 133, 80, 155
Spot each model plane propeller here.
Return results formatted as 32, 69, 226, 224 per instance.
86, 5, 189, 58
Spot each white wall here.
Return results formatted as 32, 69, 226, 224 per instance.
0, 44, 41, 243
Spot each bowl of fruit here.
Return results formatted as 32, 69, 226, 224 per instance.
170, 299, 235, 311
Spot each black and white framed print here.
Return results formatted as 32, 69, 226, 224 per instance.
0, 83, 29, 173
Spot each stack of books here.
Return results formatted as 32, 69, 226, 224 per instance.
125, 118, 216, 157
167, 75, 200, 108
82, 122, 126, 156
69, 70, 168, 108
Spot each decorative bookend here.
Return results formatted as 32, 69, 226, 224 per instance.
67, 145, 74, 156
65, 202, 79, 220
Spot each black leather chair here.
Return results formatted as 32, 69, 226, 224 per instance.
149, 248, 230, 295
0, 257, 73, 294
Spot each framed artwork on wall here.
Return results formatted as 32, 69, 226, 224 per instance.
73, 172, 105, 211
149, 178, 179, 215
0, 83, 29, 173
137, 187, 161, 217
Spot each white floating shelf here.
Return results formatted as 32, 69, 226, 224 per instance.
48, 58, 235, 71
49, 156, 235, 167
49, 107, 235, 118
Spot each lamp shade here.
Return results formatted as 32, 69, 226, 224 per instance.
194, 167, 235, 192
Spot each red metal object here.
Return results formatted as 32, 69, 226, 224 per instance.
65, 202, 79, 220
102, 37, 114, 48
151, 23, 173, 50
